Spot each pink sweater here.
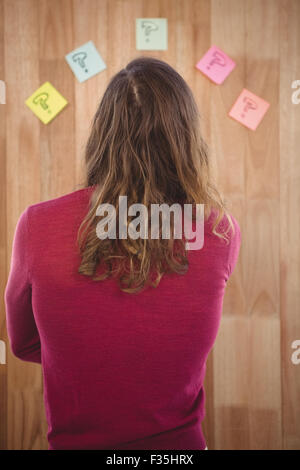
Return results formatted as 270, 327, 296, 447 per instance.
4, 186, 241, 450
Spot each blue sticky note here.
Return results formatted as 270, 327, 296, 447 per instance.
65, 41, 106, 83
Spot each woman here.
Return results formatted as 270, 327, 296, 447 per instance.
5, 57, 241, 450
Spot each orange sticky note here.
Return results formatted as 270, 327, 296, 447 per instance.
228, 88, 270, 131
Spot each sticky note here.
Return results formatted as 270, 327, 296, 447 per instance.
65, 41, 106, 83
228, 88, 270, 131
25, 81, 68, 124
136, 18, 168, 50
196, 45, 236, 85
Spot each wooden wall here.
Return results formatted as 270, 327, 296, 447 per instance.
1, 0, 299, 450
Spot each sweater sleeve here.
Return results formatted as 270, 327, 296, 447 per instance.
4, 207, 41, 364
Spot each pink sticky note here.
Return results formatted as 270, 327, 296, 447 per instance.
228, 88, 270, 131
195, 45, 236, 84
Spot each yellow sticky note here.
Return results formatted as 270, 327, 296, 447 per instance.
25, 81, 68, 124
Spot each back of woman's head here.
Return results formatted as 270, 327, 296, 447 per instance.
77, 56, 233, 293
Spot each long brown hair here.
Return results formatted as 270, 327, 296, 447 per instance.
77, 57, 234, 294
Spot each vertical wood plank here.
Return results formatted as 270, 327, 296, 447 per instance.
189, 0, 213, 449
4, 0, 45, 449
245, 0, 282, 450
38, 0, 75, 201
72, 0, 110, 189
0, 0, 7, 451
210, 0, 248, 450
279, 0, 300, 450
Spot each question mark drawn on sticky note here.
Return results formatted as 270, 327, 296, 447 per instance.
240, 96, 257, 118
206, 50, 227, 70
141, 20, 159, 42
196, 45, 235, 84
65, 41, 106, 83
228, 88, 270, 131
136, 18, 167, 51
33, 92, 51, 114
25, 81, 68, 124
72, 51, 88, 73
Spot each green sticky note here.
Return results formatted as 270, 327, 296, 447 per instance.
136, 18, 168, 50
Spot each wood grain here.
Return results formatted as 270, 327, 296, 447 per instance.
0, 0, 7, 452
0, 0, 299, 449
279, 0, 300, 450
